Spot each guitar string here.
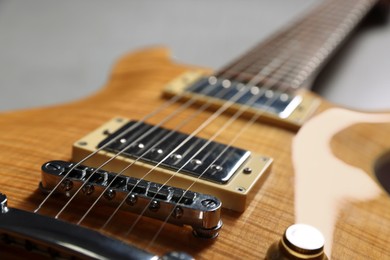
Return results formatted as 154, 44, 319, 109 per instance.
53, 0, 334, 224
114, 0, 359, 239
35, 0, 309, 214
143, 1, 364, 243
130, 52, 301, 243
97, 0, 376, 246
146, 48, 306, 249
94, 48, 296, 230
36, 0, 368, 242
34, 92, 187, 213
53, 82, 234, 219
51, 0, 335, 222
74, 82, 245, 224
76, 50, 290, 225
45, 4, 309, 219
217, 0, 362, 87
77, 22, 318, 229
49, 26, 291, 218
214, 0, 334, 72
100, 43, 303, 237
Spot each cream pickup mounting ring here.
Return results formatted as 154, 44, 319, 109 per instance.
72, 117, 273, 212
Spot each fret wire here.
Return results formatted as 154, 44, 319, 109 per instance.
288, 0, 378, 87
35, 0, 381, 246
106, 0, 381, 243
38, 0, 322, 218
225, 0, 344, 76
217, 0, 338, 76
226, 0, 377, 89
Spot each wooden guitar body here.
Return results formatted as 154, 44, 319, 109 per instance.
0, 48, 389, 259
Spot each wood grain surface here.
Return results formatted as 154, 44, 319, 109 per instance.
0, 48, 389, 259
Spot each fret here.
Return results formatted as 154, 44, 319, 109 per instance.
216, 0, 378, 90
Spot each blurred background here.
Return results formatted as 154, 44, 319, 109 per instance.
0, 0, 389, 112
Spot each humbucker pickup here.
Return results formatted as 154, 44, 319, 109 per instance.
164, 71, 320, 129
72, 118, 272, 212
98, 121, 250, 185
40, 160, 223, 238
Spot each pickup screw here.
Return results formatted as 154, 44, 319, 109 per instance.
191, 159, 202, 166
243, 167, 252, 174
82, 184, 94, 195
236, 187, 246, 192
173, 206, 183, 219
171, 154, 183, 160
104, 189, 116, 200
210, 165, 223, 172
103, 130, 111, 135
61, 179, 73, 191
149, 200, 160, 212
0, 193, 8, 214
126, 194, 137, 206
201, 199, 218, 209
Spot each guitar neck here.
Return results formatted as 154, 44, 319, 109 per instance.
216, 0, 378, 90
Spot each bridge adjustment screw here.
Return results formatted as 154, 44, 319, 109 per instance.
82, 184, 94, 195
104, 189, 116, 200
126, 194, 137, 206
201, 199, 218, 209
173, 206, 183, 219
149, 200, 160, 212
61, 179, 73, 191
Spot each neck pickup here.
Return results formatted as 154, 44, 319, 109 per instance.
164, 71, 320, 130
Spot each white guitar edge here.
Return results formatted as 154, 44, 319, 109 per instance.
292, 108, 390, 257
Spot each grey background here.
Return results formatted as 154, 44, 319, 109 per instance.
0, 0, 389, 112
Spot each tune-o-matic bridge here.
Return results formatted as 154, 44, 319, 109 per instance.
72, 118, 272, 212
40, 160, 222, 238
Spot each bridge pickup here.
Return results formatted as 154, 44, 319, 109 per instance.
163, 71, 320, 129
98, 121, 250, 184
72, 117, 272, 212
40, 160, 223, 239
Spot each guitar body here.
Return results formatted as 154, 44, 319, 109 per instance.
0, 47, 389, 259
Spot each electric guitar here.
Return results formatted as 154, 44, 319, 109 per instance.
0, 0, 389, 259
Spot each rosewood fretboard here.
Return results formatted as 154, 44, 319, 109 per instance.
216, 0, 378, 91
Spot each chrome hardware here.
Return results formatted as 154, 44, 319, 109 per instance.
40, 160, 223, 238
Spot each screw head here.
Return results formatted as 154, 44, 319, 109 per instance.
104, 189, 116, 200
61, 179, 73, 191
236, 187, 246, 193
201, 199, 218, 209
173, 206, 183, 219
82, 184, 94, 195
243, 167, 252, 174
126, 194, 137, 206
149, 200, 160, 212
